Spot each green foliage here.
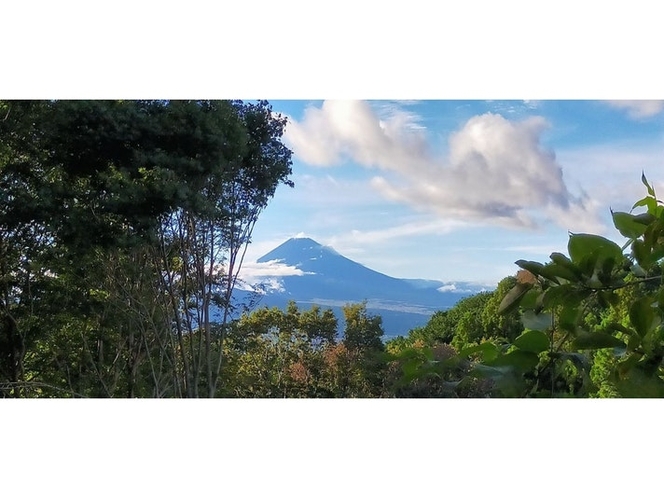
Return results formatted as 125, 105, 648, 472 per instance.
0, 100, 293, 397
341, 302, 384, 352
223, 301, 386, 397
478, 174, 664, 397
387, 174, 664, 398
382, 277, 524, 397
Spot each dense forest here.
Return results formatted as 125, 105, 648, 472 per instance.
2, 100, 664, 397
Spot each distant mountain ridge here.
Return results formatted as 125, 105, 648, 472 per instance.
242, 237, 491, 338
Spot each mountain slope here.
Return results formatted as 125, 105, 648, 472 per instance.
258, 237, 430, 304
244, 237, 489, 337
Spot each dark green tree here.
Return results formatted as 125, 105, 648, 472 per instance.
0, 100, 293, 397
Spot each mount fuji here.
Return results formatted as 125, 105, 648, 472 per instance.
237, 237, 491, 338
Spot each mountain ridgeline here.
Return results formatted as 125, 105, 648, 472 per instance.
244, 237, 489, 338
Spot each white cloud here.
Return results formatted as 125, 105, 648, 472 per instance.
380, 112, 601, 230
285, 101, 600, 232
238, 260, 310, 286
284, 100, 430, 169
607, 100, 664, 119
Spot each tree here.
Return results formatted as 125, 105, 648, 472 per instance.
0, 100, 293, 397
465, 173, 664, 397
342, 302, 384, 352
222, 302, 337, 397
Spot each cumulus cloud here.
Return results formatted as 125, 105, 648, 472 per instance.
285, 101, 601, 231
607, 100, 664, 119
284, 100, 430, 170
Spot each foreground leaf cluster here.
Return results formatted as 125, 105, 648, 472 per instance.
389, 174, 664, 397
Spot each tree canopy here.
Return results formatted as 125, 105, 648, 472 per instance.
0, 99, 292, 397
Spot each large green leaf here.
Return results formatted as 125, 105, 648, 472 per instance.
519, 288, 542, 311
629, 297, 660, 338
550, 352, 590, 371
557, 303, 582, 332
571, 332, 625, 350
614, 367, 664, 398
458, 341, 499, 360
472, 364, 513, 378
471, 364, 527, 397
550, 252, 582, 275
513, 330, 550, 353
612, 211, 649, 239
541, 262, 582, 283
515, 260, 545, 277
567, 233, 623, 267
498, 282, 533, 314
632, 196, 657, 212
519, 256, 580, 284
487, 350, 540, 372
632, 238, 650, 268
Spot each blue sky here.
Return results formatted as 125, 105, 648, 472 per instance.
242, 100, 664, 285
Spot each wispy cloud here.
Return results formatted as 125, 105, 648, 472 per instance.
285, 101, 601, 232
556, 140, 664, 215
327, 218, 470, 247
607, 100, 664, 119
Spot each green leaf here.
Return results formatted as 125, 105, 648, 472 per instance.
515, 259, 543, 274
558, 303, 582, 332
550, 252, 584, 279
541, 262, 582, 283
633, 212, 657, 225
651, 246, 664, 263
614, 367, 664, 398
642, 171, 656, 198
470, 364, 529, 397
542, 284, 590, 309
498, 282, 533, 314
513, 330, 550, 353
519, 288, 542, 311
604, 322, 635, 337
471, 364, 513, 378
519, 255, 581, 283
598, 290, 620, 308
571, 332, 625, 350
629, 297, 659, 338
553, 352, 590, 371
487, 350, 540, 372
632, 238, 650, 267
657, 288, 664, 311
521, 310, 552, 332
612, 211, 649, 239
458, 341, 499, 360
568, 233, 623, 267
632, 196, 658, 214
616, 353, 641, 378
